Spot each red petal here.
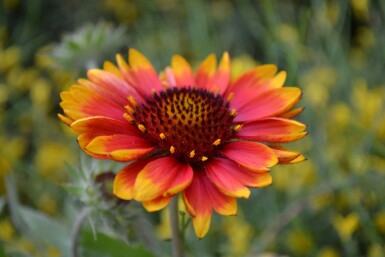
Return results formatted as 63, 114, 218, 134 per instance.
60, 85, 125, 121
233, 87, 302, 122
85, 134, 155, 161
85, 69, 144, 105
183, 170, 236, 238
225, 65, 278, 108
195, 54, 217, 90
221, 141, 278, 170
133, 157, 193, 201
237, 117, 307, 142
210, 52, 230, 94
207, 158, 272, 198
128, 49, 163, 96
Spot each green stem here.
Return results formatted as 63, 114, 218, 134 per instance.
169, 197, 184, 257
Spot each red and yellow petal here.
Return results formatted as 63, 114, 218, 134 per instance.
196, 54, 217, 90
280, 107, 304, 119
225, 65, 278, 107
133, 157, 193, 201
171, 55, 195, 87
60, 85, 125, 121
85, 134, 155, 162
237, 117, 307, 143
70, 116, 137, 136
221, 141, 278, 171
86, 69, 143, 105
210, 52, 230, 94
128, 49, 163, 95
142, 195, 172, 212
206, 158, 251, 198
113, 159, 153, 200
269, 146, 306, 164
234, 87, 302, 122
183, 170, 236, 238
206, 158, 272, 198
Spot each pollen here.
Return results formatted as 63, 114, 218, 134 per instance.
138, 124, 146, 133
131, 87, 237, 164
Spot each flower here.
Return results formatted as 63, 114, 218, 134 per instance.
59, 49, 306, 238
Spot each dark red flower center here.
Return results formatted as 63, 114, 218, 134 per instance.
131, 87, 236, 164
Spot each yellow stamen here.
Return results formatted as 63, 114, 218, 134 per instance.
230, 109, 237, 116
151, 88, 157, 94
201, 156, 208, 161
233, 124, 243, 132
127, 96, 137, 107
227, 92, 234, 102
213, 139, 221, 146
159, 133, 166, 140
170, 146, 175, 154
189, 150, 195, 158
123, 113, 133, 122
124, 105, 135, 114
138, 124, 146, 133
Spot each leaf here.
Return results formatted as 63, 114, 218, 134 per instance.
18, 206, 71, 256
80, 230, 155, 257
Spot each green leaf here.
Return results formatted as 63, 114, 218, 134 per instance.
80, 230, 155, 257
18, 206, 71, 256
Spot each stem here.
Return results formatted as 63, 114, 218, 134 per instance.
169, 197, 184, 257
71, 207, 92, 257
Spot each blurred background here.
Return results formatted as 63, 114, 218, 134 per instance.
1, 0, 385, 256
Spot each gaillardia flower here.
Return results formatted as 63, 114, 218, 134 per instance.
59, 49, 306, 238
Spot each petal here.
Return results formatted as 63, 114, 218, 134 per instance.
128, 49, 163, 95
142, 195, 172, 212
183, 170, 236, 238
171, 55, 195, 87
70, 116, 137, 136
113, 159, 153, 200
206, 158, 251, 198
280, 107, 304, 119
234, 87, 302, 122
133, 157, 193, 201
210, 52, 230, 94
237, 117, 307, 142
195, 54, 217, 90
103, 61, 122, 78
85, 135, 155, 161
225, 65, 278, 108
60, 85, 125, 121
269, 146, 306, 164
221, 141, 278, 171
206, 158, 272, 198
86, 69, 144, 105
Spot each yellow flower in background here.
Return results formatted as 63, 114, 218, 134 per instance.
286, 229, 314, 255
34, 141, 75, 182
0, 46, 20, 73
104, 0, 138, 23
275, 23, 298, 44
0, 218, 15, 242
30, 78, 52, 111
332, 213, 360, 241
223, 214, 253, 257
350, 0, 369, 21
37, 193, 59, 216
374, 211, 385, 234
317, 247, 340, 257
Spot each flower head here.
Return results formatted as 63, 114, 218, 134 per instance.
59, 49, 307, 238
